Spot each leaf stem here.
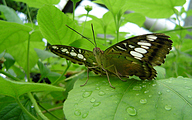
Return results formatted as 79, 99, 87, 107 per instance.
15, 97, 38, 120
28, 92, 49, 120
0, 70, 20, 81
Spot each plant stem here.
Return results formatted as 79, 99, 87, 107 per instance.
28, 92, 49, 120
0, 70, 20, 81
15, 97, 38, 120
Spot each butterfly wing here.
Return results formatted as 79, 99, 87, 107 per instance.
103, 33, 172, 80
48, 45, 105, 75
105, 33, 172, 66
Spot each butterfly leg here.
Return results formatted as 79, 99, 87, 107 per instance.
105, 64, 127, 82
101, 66, 115, 89
80, 66, 98, 87
113, 66, 127, 82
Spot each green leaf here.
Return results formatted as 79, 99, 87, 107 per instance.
34, 48, 57, 61
0, 98, 36, 120
125, 0, 186, 18
95, 0, 128, 17
0, 21, 32, 52
0, 5, 23, 24
0, 77, 65, 98
14, 0, 60, 8
0, 53, 15, 70
37, 5, 80, 45
64, 76, 192, 119
124, 13, 146, 27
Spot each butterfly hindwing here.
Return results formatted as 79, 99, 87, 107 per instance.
105, 33, 172, 66
102, 33, 172, 80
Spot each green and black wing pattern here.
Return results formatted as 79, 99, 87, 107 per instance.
103, 33, 172, 80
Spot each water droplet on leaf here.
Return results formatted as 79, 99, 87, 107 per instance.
82, 112, 89, 118
74, 109, 81, 116
144, 90, 149, 93
93, 102, 101, 107
90, 97, 96, 103
133, 86, 142, 90
165, 105, 172, 111
82, 91, 92, 98
140, 98, 147, 104
126, 106, 137, 116
98, 91, 105, 96
152, 84, 156, 86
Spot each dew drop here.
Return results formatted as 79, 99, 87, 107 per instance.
152, 84, 156, 86
140, 98, 147, 104
188, 95, 192, 98
126, 106, 137, 116
95, 86, 100, 90
165, 105, 172, 111
82, 112, 89, 118
93, 102, 101, 107
144, 90, 149, 93
133, 86, 142, 90
90, 97, 96, 103
74, 109, 81, 116
148, 95, 152, 97
98, 91, 105, 96
82, 91, 92, 98
166, 90, 170, 92
136, 93, 139, 96
158, 91, 162, 95
142, 85, 146, 88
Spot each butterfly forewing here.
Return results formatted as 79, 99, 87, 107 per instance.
48, 45, 106, 75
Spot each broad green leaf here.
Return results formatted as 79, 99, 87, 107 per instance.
0, 5, 22, 24
0, 21, 44, 72
94, 0, 128, 17
0, 99, 36, 120
125, 0, 186, 18
7, 39, 44, 72
0, 77, 65, 98
37, 5, 80, 45
124, 13, 146, 27
37, 60, 62, 83
64, 76, 192, 119
14, 0, 60, 8
0, 53, 15, 70
0, 21, 32, 52
34, 48, 57, 61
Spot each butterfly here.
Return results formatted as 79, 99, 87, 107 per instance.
48, 25, 172, 88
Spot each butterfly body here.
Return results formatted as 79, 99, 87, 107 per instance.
49, 33, 172, 88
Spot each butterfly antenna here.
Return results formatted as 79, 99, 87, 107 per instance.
66, 25, 95, 46
91, 24, 97, 47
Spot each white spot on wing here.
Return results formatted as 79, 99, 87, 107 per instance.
138, 42, 151, 46
123, 43, 127, 46
141, 45, 149, 49
129, 45, 135, 48
147, 35, 157, 41
78, 49, 81, 53
135, 48, 147, 54
70, 52, 77, 56
61, 48, 68, 52
52, 46, 58, 49
116, 46, 126, 51
77, 54, 84, 59
130, 51, 143, 58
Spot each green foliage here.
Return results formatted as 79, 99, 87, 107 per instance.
64, 76, 192, 120
0, 0, 192, 119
